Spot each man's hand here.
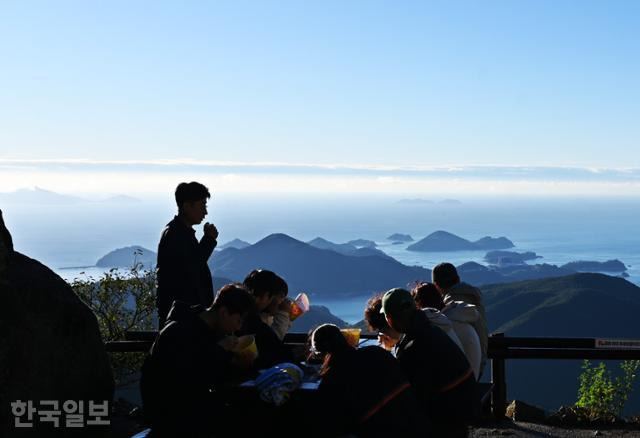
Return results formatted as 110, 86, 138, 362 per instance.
378, 333, 398, 351
278, 298, 293, 315
204, 222, 219, 240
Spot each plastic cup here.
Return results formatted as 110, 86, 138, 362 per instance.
341, 328, 361, 348
232, 335, 258, 361
290, 293, 310, 321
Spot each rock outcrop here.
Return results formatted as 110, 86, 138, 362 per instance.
0, 209, 114, 437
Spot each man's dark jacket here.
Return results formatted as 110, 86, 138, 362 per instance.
395, 309, 478, 426
316, 346, 423, 437
140, 301, 232, 437
156, 216, 216, 327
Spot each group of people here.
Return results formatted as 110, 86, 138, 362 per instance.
315, 266, 488, 438
139, 181, 490, 438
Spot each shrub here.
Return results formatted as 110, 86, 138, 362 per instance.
576, 359, 640, 418
71, 250, 156, 387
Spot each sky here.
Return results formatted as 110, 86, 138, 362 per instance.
0, 1, 639, 195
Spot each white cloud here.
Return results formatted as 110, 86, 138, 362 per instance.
1, 158, 640, 196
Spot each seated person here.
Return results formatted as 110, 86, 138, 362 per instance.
260, 278, 292, 341
380, 288, 478, 438
140, 283, 255, 438
310, 324, 422, 438
413, 282, 482, 380
365, 292, 463, 354
364, 294, 402, 351
240, 269, 293, 370
433, 262, 488, 376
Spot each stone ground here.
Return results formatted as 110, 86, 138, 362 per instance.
109, 399, 640, 437
471, 420, 640, 437
111, 416, 640, 438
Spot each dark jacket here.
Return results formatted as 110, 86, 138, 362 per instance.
240, 312, 293, 372
317, 346, 423, 438
156, 216, 216, 327
140, 301, 232, 437
395, 310, 478, 426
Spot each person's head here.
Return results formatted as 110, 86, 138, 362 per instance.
310, 323, 354, 375
364, 295, 401, 339
209, 283, 255, 334
243, 269, 288, 312
175, 182, 211, 225
310, 324, 352, 356
364, 294, 401, 350
412, 282, 444, 310
380, 288, 418, 334
432, 262, 460, 292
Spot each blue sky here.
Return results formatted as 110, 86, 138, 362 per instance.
0, 1, 639, 194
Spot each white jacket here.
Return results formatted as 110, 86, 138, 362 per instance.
422, 308, 465, 353
260, 310, 292, 341
442, 301, 482, 380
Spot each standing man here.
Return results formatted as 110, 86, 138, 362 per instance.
156, 182, 219, 328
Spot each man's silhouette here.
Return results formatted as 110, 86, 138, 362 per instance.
156, 182, 218, 328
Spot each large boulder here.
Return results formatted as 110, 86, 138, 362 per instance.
0, 210, 114, 437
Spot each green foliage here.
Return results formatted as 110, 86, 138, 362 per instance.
71, 250, 156, 387
576, 359, 640, 418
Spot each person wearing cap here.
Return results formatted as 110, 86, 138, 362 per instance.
432, 262, 488, 377
381, 287, 478, 438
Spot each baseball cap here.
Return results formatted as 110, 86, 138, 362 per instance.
380, 288, 415, 315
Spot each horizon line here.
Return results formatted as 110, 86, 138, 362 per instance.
1, 158, 640, 174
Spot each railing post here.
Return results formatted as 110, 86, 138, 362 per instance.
491, 332, 507, 420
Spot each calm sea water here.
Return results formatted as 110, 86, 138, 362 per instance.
3, 194, 639, 323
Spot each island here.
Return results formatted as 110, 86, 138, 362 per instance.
386, 233, 414, 242
96, 245, 156, 269
484, 250, 542, 266
560, 259, 627, 273
407, 230, 514, 252
347, 239, 377, 248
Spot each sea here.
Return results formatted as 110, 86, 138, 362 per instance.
3, 193, 639, 324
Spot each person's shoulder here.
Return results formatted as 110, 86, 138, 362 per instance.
153, 320, 189, 352
159, 218, 191, 247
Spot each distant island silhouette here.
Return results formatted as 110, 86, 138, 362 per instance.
347, 239, 377, 248
96, 245, 156, 269
484, 250, 542, 266
386, 233, 413, 242
408, 230, 514, 252
560, 259, 627, 273
307, 237, 393, 260
94, 235, 630, 295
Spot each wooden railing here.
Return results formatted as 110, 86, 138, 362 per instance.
106, 331, 640, 419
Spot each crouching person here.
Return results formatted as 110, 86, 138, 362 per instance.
310, 324, 422, 438
380, 288, 478, 438
140, 283, 255, 438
